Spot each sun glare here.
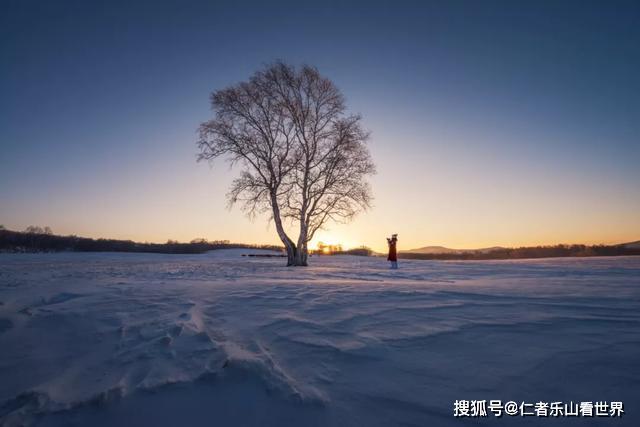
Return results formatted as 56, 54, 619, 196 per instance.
310, 231, 365, 252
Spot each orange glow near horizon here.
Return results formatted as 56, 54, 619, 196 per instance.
2, 119, 639, 252
2, 215, 638, 255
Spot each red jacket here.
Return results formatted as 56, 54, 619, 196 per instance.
387, 240, 397, 261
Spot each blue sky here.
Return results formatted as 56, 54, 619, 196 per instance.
1, 0, 639, 250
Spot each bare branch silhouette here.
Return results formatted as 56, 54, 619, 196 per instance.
198, 62, 375, 266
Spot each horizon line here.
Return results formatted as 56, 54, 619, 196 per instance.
1, 226, 637, 251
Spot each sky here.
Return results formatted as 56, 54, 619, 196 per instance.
1, 0, 639, 252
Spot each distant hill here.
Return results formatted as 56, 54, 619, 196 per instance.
399, 243, 640, 260
620, 240, 640, 249
403, 246, 505, 255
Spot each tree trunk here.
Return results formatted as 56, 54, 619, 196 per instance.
286, 243, 297, 266
293, 221, 309, 266
300, 242, 308, 266
293, 245, 308, 266
271, 193, 305, 267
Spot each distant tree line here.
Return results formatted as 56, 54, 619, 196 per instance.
0, 227, 282, 254
399, 244, 640, 260
313, 242, 374, 257
1, 227, 637, 259
340, 247, 375, 256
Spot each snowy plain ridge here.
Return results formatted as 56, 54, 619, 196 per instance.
0, 250, 639, 426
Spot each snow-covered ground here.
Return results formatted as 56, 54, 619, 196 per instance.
0, 251, 639, 426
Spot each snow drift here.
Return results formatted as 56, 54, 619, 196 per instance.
1, 251, 639, 426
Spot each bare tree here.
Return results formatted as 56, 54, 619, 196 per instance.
198, 62, 375, 266
25, 225, 44, 234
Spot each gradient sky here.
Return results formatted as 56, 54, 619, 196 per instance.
1, 0, 639, 252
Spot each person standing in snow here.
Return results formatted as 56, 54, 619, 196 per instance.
387, 234, 398, 269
